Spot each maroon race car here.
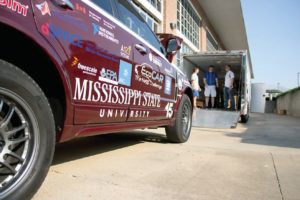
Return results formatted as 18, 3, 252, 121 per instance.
0, 0, 193, 199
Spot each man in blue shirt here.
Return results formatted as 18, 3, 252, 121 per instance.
204, 65, 219, 109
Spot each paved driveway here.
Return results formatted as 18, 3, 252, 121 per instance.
34, 113, 300, 200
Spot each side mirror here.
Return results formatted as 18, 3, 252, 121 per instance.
156, 34, 183, 62
167, 38, 181, 54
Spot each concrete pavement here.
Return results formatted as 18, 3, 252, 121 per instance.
33, 113, 300, 200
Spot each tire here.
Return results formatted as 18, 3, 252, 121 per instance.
240, 114, 249, 123
165, 95, 192, 143
0, 60, 55, 200
240, 106, 250, 123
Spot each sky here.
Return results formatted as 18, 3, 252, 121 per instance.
241, 0, 300, 90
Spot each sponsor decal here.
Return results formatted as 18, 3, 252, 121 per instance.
165, 103, 174, 118
35, 1, 51, 16
120, 45, 131, 59
41, 23, 118, 62
75, 3, 86, 14
77, 63, 97, 76
73, 77, 161, 108
89, 10, 101, 22
164, 76, 172, 95
52, 11, 88, 31
149, 52, 162, 67
42, 23, 83, 48
103, 19, 115, 30
71, 56, 79, 67
99, 68, 118, 85
0, 0, 28, 16
92, 23, 119, 44
164, 66, 174, 76
118, 60, 132, 87
71, 57, 97, 76
135, 63, 164, 90
178, 78, 183, 90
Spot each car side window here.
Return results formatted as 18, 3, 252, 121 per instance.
92, 0, 113, 14
115, 0, 161, 51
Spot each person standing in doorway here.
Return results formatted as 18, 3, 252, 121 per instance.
224, 65, 235, 111
191, 67, 201, 109
204, 65, 219, 109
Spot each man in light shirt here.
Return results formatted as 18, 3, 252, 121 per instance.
224, 65, 235, 111
191, 67, 201, 109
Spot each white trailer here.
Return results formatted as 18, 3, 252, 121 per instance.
183, 51, 253, 127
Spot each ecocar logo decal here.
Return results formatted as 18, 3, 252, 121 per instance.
36, 1, 51, 16
0, 0, 28, 17
135, 64, 164, 90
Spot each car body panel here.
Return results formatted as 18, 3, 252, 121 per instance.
0, 0, 192, 143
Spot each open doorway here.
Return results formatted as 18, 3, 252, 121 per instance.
183, 51, 252, 127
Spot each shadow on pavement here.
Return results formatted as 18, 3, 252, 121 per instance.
52, 131, 167, 166
225, 113, 300, 149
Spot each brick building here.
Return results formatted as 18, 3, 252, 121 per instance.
132, 0, 251, 70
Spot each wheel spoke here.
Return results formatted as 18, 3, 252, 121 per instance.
6, 152, 24, 163
181, 104, 190, 135
0, 99, 3, 113
0, 105, 15, 129
7, 123, 27, 138
0, 160, 16, 175
9, 135, 29, 145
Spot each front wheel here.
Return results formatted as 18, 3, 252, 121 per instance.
165, 95, 192, 143
0, 60, 55, 200
240, 105, 250, 123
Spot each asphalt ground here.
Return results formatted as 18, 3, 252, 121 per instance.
33, 113, 300, 200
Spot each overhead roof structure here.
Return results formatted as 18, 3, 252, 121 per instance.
198, 0, 254, 78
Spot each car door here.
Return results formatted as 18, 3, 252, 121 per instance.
114, 0, 175, 122
33, 0, 132, 124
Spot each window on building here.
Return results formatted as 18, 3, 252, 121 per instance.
116, 0, 162, 51
206, 30, 219, 51
177, 0, 201, 48
147, 0, 161, 12
132, 3, 161, 33
176, 43, 194, 69
91, 0, 113, 15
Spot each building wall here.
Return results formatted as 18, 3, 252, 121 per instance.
276, 89, 300, 117
163, 0, 225, 52
134, 0, 224, 51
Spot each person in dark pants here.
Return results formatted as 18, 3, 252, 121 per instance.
224, 65, 235, 111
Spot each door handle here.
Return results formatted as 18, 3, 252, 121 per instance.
135, 44, 147, 55
52, 0, 74, 10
